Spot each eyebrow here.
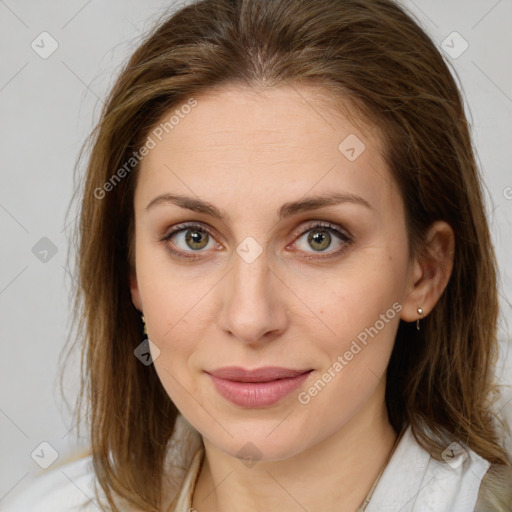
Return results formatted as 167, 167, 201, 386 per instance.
145, 191, 373, 222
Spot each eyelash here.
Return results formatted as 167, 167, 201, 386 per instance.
159, 221, 353, 261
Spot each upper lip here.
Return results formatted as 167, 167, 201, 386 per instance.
206, 366, 312, 382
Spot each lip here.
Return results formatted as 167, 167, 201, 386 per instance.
205, 366, 313, 407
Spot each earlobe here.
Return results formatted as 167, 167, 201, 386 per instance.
400, 221, 455, 324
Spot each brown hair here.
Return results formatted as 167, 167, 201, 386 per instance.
63, 0, 512, 510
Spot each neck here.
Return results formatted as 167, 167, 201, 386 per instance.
192, 382, 398, 512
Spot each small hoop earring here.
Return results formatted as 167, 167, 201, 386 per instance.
416, 307, 423, 331
141, 314, 148, 335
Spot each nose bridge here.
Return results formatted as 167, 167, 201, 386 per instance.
219, 238, 286, 343
231, 240, 273, 308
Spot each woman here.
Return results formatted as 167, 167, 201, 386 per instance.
5, 0, 512, 510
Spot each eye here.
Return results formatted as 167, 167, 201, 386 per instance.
160, 223, 219, 259
291, 221, 353, 260
159, 221, 353, 260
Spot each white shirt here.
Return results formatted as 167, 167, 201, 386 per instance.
2, 413, 491, 512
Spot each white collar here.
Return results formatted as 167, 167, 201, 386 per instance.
366, 426, 490, 511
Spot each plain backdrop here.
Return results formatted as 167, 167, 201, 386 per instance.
1, 0, 511, 503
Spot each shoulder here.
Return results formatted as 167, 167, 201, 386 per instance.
1, 453, 101, 512
475, 463, 512, 512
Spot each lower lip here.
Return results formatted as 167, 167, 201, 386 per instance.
207, 371, 313, 408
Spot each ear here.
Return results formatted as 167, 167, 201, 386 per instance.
400, 220, 455, 323
130, 267, 143, 312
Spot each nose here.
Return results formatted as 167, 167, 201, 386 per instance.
217, 247, 289, 346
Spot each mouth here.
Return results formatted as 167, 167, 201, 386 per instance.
205, 366, 314, 407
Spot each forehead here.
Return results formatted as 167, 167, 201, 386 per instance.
135, 84, 397, 218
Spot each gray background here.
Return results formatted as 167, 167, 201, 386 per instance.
1, 0, 511, 503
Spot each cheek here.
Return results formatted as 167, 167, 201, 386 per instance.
149, 311, 205, 413
299, 276, 402, 424
314, 250, 405, 331
137, 255, 217, 399
307, 244, 407, 375
136, 239, 202, 338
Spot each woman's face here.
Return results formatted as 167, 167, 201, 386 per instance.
130, 84, 417, 460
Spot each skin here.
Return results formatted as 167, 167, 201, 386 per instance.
129, 84, 454, 512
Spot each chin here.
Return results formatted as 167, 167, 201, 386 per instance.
198, 414, 317, 463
